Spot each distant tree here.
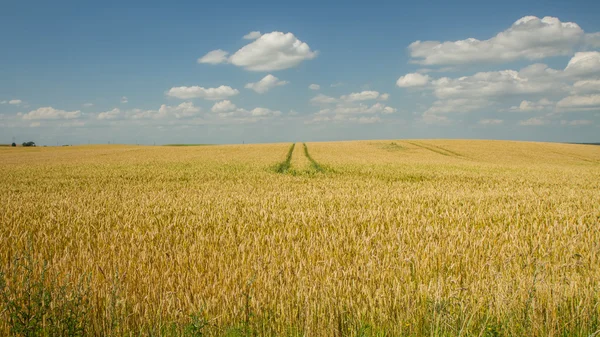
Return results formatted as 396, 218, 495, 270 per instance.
11, 142, 16, 147
22, 141, 36, 147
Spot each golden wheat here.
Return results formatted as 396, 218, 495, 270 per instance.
1, 140, 599, 336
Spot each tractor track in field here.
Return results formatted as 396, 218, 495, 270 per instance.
273, 143, 328, 175
303, 143, 324, 173
405, 141, 467, 159
274, 143, 295, 173
549, 151, 600, 164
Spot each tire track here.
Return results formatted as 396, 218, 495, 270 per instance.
273, 143, 295, 173
405, 141, 466, 158
549, 151, 600, 164
303, 143, 324, 173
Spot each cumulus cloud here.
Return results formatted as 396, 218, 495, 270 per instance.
197, 49, 229, 64
309, 100, 396, 124
243, 31, 262, 40
308, 89, 397, 124
310, 94, 338, 105
309, 114, 382, 124
561, 119, 593, 126
402, 52, 600, 124
211, 100, 237, 113
207, 100, 281, 121
250, 107, 281, 117
245, 74, 288, 94
121, 96, 128, 104
586, 32, 600, 48
22, 107, 81, 120
200, 32, 317, 71
97, 108, 122, 120
509, 98, 554, 112
334, 102, 396, 115
396, 73, 431, 87
312, 91, 387, 105
131, 102, 201, 120
167, 85, 239, 100
9, 99, 22, 105
563, 52, 600, 77
572, 80, 600, 94
421, 112, 451, 125
557, 94, 600, 109
478, 119, 504, 125
309, 84, 320, 90
340, 91, 382, 102
431, 66, 564, 100
519, 117, 549, 126
409, 16, 595, 65
424, 98, 490, 115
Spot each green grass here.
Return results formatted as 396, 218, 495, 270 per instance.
273, 143, 295, 173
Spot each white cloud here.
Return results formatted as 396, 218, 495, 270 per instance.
424, 98, 490, 115
308, 97, 396, 124
351, 116, 381, 124
309, 90, 396, 124
340, 91, 381, 102
421, 112, 451, 125
310, 94, 338, 105
564, 52, 600, 77
431, 66, 564, 100
131, 102, 201, 120
197, 49, 229, 65
519, 117, 548, 126
211, 100, 237, 113
97, 108, 121, 120
334, 102, 396, 115
572, 80, 600, 94
251, 107, 281, 117
121, 96, 128, 104
330, 82, 344, 87
478, 119, 504, 125
586, 33, 600, 48
207, 101, 281, 121
409, 16, 593, 66
245, 74, 288, 94
309, 114, 382, 124
29, 122, 41, 127
509, 98, 554, 112
396, 73, 430, 87
201, 32, 317, 71
561, 119, 593, 126
167, 85, 239, 100
557, 94, 600, 109
309, 84, 320, 90
22, 107, 81, 120
403, 53, 600, 122
83, 103, 94, 107
9, 99, 22, 105
243, 31, 262, 40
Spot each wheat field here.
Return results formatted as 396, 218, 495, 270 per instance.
1, 140, 599, 336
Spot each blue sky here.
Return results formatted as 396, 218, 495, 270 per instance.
1, 0, 600, 145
